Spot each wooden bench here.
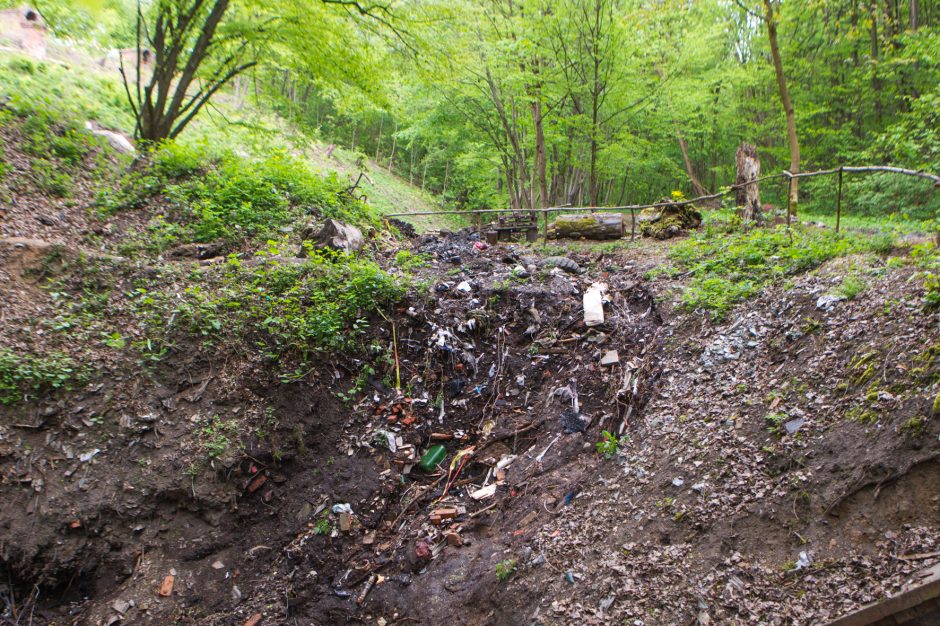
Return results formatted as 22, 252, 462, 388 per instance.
483, 211, 539, 244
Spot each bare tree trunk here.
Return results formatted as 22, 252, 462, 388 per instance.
762, 0, 800, 216
387, 121, 397, 171
676, 123, 707, 196
532, 98, 548, 208
735, 142, 762, 222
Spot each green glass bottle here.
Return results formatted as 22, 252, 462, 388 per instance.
418, 444, 446, 471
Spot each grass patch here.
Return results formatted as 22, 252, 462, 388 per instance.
665, 223, 893, 320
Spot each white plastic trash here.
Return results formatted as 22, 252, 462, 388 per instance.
583, 283, 607, 327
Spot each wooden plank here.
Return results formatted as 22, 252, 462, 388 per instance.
824, 563, 940, 626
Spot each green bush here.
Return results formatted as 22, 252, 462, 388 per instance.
135, 248, 406, 365
102, 143, 379, 250
0, 348, 86, 405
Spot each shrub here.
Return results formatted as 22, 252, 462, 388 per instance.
100, 143, 380, 249
0, 348, 86, 405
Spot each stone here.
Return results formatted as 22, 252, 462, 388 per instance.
304, 219, 364, 253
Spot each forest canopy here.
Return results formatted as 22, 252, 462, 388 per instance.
11, 0, 940, 218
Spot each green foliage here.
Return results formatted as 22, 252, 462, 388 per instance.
313, 511, 332, 535
100, 142, 379, 251
495, 559, 517, 582
595, 430, 625, 459
0, 348, 86, 405
667, 225, 892, 320
393, 250, 430, 273
196, 414, 240, 459
0, 55, 133, 131
31, 158, 74, 197
764, 412, 787, 437
134, 248, 405, 367
833, 275, 866, 301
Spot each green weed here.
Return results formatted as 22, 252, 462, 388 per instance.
665, 225, 893, 320
595, 430, 626, 459
495, 559, 517, 582
0, 348, 86, 405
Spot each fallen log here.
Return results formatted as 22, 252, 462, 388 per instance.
548, 213, 624, 240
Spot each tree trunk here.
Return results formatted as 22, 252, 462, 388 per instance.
676, 123, 707, 197
735, 142, 761, 222
531, 97, 548, 208
762, 0, 800, 216
548, 213, 624, 240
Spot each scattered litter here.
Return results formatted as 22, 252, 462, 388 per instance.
561, 408, 587, 434
111, 599, 132, 615
470, 484, 497, 500
456, 281, 472, 293
419, 444, 447, 471
79, 449, 100, 463
672, 477, 685, 487
541, 256, 581, 274
784, 417, 805, 435
600, 350, 620, 366
583, 282, 608, 327
794, 551, 813, 571
332, 503, 353, 514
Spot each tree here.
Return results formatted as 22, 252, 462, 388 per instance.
742, 0, 800, 216
121, 0, 260, 142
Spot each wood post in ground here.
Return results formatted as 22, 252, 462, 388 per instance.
735, 142, 761, 222
836, 166, 843, 233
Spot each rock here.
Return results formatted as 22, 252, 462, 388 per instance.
784, 417, 805, 435
540, 256, 581, 274
85, 121, 136, 154
303, 219, 363, 253
111, 599, 132, 614
168, 242, 225, 260
816, 294, 846, 311
638, 201, 702, 239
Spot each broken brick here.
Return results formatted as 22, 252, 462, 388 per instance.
338, 512, 351, 532
446, 531, 462, 547
432, 507, 458, 520
158, 575, 174, 597
244, 614, 262, 626
247, 474, 267, 494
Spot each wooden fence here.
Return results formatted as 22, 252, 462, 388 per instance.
385, 165, 940, 241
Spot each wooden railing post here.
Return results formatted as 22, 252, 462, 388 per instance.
836, 166, 844, 233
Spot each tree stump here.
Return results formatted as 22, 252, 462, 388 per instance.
548, 213, 624, 240
735, 142, 761, 222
